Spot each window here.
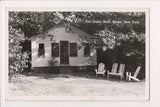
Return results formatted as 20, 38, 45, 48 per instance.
84, 44, 90, 56
38, 43, 45, 57
70, 43, 77, 57
52, 43, 59, 57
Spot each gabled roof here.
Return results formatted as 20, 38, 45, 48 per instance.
31, 22, 93, 42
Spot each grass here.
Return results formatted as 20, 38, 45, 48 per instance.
8, 72, 145, 97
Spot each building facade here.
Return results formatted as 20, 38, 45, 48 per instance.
31, 24, 97, 72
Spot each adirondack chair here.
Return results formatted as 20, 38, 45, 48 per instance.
107, 63, 118, 79
126, 66, 141, 81
95, 63, 106, 77
107, 63, 125, 80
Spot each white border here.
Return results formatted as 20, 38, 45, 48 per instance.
5, 7, 150, 101
1, 0, 160, 107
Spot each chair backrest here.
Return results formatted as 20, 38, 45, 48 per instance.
118, 64, 125, 74
111, 63, 118, 73
98, 63, 105, 72
133, 66, 141, 77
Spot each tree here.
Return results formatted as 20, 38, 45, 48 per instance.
8, 11, 146, 80
71, 12, 145, 79
9, 26, 29, 81
8, 11, 64, 81
70, 12, 145, 54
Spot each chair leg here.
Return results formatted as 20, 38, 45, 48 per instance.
126, 72, 128, 80
120, 76, 122, 80
129, 77, 131, 81
129, 73, 131, 81
107, 74, 109, 79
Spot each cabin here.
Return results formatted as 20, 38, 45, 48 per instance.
31, 23, 97, 73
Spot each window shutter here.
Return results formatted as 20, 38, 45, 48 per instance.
52, 43, 59, 57
84, 44, 90, 56
70, 43, 77, 57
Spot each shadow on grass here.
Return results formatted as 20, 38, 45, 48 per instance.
22, 72, 69, 79
21, 71, 131, 83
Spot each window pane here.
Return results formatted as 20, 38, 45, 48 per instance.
38, 44, 45, 57
52, 43, 59, 57
70, 43, 77, 57
84, 44, 90, 56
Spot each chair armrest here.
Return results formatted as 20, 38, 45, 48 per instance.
95, 69, 97, 73
130, 76, 140, 82
126, 72, 128, 76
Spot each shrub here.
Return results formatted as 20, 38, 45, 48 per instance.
9, 26, 30, 82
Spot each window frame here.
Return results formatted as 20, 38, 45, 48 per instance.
38, 43, 45, 58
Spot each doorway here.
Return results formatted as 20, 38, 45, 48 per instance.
60, 41, 69, 64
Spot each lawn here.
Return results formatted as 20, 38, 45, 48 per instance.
8, 72, 145, 97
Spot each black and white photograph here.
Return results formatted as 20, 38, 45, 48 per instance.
6, 8, 149, 100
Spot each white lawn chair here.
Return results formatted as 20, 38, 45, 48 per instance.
126, 66, 141, 81
107, 63, 125, 80
95, 63, 106, 77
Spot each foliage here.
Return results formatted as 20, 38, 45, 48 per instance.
9, 12, 63, 38
8, 11, 64, 80
8, 11, 146, 79
71, 12, 146, 68
71, 12, 145, 57
9, 26, 29, 81
95, 29, 145, 53
48, 58, 58, 66
72, 12, 145, 34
